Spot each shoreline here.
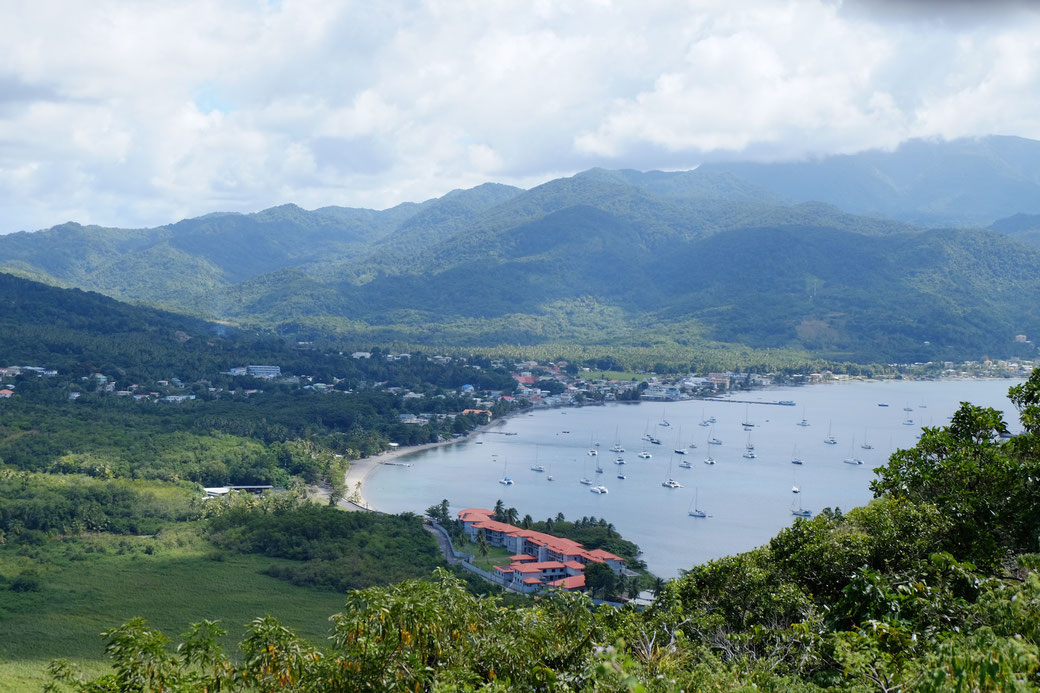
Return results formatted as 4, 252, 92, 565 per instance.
339, 417, 505, 512
337, 374, 1026, 513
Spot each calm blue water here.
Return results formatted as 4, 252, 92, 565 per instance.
366, 379, 1024, 577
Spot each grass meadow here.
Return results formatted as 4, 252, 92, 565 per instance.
0, 527, 348, 691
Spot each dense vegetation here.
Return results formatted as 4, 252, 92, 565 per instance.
4, 137, 1040, 365
43, 370, 1040, 691
208, 498, 442, 591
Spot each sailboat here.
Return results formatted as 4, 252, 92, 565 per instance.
659, 408, 670, 427
595, 458, 605, 474
797, 406, 810, 427
791, 495, 812, 517
589, 484, 608, 494
530, 447, 544, 472
610, 425, 624, 453
546, 462, 554, 481
498, 458, 514, 485
790, 444, 803, 465
688, 489, 707, 518
742, 404, 754, 428
824, 421, 837, 445
638, 450, 652, 459
707, 426, 722, 446
842, 438, 864, 465
861, 428, 873, 450
792, 465, 800, 494
673, 426, 686, 455
678, 453, 693, 469
661, 458, 682, 488
579, 459, 592, 486
699, 408, 711, 427
703, 455, 716, 465
742, 431, 756, 459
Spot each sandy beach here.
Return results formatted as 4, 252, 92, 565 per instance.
339, 419, 501, 512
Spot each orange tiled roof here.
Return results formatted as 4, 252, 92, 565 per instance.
457, 508, 624, 566
548, 574, 586, 589
510, 554, 536, 562
522, 577, 542, 585
518, 561, 565, 571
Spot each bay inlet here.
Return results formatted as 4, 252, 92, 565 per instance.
366, 378, 1024, 577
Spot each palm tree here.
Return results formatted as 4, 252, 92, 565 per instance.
521, 514, 533, 529
493, 499, 505, 521
505, 507, 519, 526
555, 512, 566, 523
651, 577, 667, 597
606, 523, 616, 538
476, 530, 490, 559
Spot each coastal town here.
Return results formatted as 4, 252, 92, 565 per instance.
2, 350, 1033, 411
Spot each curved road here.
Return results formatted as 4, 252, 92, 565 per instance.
424, 524, 462, 566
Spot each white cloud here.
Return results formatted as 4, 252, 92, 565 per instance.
0, 0, 1038, 233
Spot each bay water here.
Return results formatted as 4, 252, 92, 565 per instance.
366, 378, 1024, 577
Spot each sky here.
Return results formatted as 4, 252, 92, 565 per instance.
1, 0, 1039, 234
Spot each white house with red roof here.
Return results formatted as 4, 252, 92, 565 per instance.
458, 508, 626, 593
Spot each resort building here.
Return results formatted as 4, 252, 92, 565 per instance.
458, 508, 626, 593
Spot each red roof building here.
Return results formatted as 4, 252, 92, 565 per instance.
458, 508, 625, 593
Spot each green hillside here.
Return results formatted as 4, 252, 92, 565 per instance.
3, 139, 1040, 363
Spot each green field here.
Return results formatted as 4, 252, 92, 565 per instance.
467, 542, 513, 573
0, 530, 348, 691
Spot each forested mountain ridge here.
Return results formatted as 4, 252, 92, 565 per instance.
3, 136, 1040, 363
699, 135, 1040, 227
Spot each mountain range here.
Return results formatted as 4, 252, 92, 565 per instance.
2, 135, 1040, 364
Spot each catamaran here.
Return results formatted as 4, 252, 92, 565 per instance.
498, 458, 514, 485
842, 438, 864, 465
661, 458, 682, 488
824, 421, 837, 445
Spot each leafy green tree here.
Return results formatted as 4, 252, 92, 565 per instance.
584, 561, 617, 600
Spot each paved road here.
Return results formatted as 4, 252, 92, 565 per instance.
424, 524, 462, 565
